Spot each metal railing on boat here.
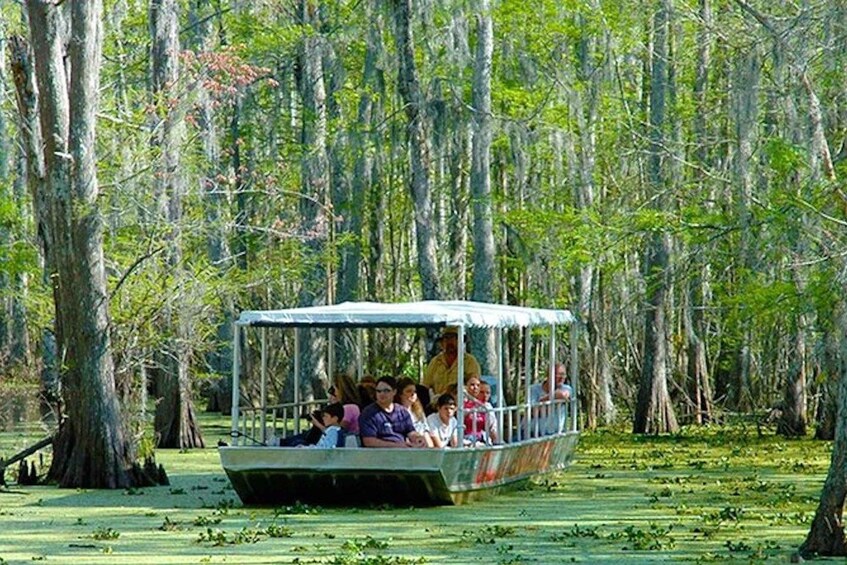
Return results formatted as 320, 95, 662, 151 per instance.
234, 396, 576, 447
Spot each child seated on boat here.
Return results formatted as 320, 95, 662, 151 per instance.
463, 376, 499, 445
425, 393, 458, 448
306, 403, 346, 449
278, 385, 358, 446
359, 376, 427, 448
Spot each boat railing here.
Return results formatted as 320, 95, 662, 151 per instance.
235, 398, 328, 446
461, 398, 573, 445
234, 396, 574, 447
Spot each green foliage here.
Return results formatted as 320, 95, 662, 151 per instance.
193, 515, 222, 527
159, 516, 182, 531
328, 535, 426, 565
91, 527, 121, 540
264, 523, 294, 538
763, 138, 807, 182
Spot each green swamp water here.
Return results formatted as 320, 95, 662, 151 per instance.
0, 414, 834, 564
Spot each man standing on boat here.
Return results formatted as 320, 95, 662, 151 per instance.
359, 376, 427, 448
423, 326, 482, 399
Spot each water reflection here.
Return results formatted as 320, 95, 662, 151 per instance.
0, 385, 40, 431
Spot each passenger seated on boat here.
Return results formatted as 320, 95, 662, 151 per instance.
463, 376, 499, 445
529, 363, 572, 435
308, 403, 346, 449
334, 372, 364, 405
330, 374, 362, 434
423, 326, 482, 400
425, 393, 458, 448
359, 376, 427, 448
478, 381, 499, 442
396, 377, 435, 448
278, 385, 357, 447
358, 376, 377, 405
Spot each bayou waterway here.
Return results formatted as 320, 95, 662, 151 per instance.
0, 407, 829, 564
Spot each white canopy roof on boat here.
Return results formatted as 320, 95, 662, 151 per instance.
237, 300, 574, 329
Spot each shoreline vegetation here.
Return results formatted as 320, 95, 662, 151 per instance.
0, 416, 831, 564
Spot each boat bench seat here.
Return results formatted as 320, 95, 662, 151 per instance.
344, 434, 362, 448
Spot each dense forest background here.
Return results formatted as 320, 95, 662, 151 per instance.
2, 0, 847, 447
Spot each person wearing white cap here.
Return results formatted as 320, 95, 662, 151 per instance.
422, 326, 481, 400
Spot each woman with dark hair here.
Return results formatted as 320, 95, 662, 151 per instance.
395, 376, 434, 448
358, 375, 377, 406
333, 373, 362, 407
332, 373, 362, 435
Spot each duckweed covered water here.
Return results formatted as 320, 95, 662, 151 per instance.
0, 423, 831, 564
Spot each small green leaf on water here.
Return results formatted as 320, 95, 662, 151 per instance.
159, 516, 182, 531
193, 515, 222, 527
92, 526, 120, 540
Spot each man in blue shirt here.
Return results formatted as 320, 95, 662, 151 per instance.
359, 376, 426, 448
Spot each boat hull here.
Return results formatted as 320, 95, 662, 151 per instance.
219, 431, 578, 506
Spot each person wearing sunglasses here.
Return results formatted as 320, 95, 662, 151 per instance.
358, 376, 426, 448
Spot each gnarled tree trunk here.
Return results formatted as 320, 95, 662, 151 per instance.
26, 0, 151, 487
150, 0, 204, 449
633, 0, 678, 435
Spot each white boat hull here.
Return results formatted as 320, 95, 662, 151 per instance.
219, 431, 578, 506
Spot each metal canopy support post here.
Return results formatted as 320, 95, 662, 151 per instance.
456, 325, 466, 444
570, 320, 579, 432
548, 325, 556, 395
294, 327, 301, 435
260, 327, 268, 444
328, 328, 336, 383
356, 329, 364, 382
496, 327, 504, 442
549, 325, 557, 434
524, 327, 532, 439
231, 323, 241, 446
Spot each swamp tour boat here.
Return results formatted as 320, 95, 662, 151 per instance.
218, 300, 580, 505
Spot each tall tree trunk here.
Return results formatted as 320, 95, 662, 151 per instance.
469, 0, 497, 376
8, 36, 41, 370
633, 0, 678, 435
572, 0, 614, 427
189, 0, 233, 414
149, 0, 204, 449
778, 311, 808, 437
10, 35, 54, 410
389, 0, 441, 301
801, 304, 847, 556
325, 38, 359, 373
26, 0, 150, 487
730, 46, 760, 410
295, 2, 329, 397
684, 0, 713, 425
